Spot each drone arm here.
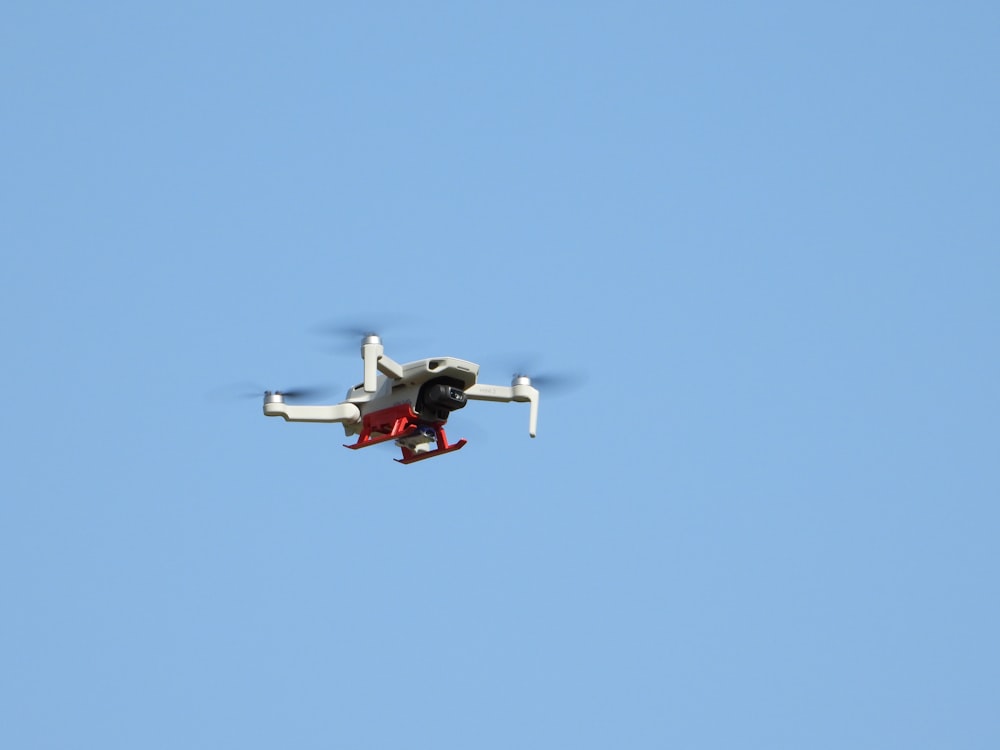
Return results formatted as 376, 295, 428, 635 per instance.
377, 354, 404, 379
464, 382, 539, 437
362, 341, 380, 392
263, 401, 362, 424
361, 341, 404, 391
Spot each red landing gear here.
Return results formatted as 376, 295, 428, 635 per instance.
343, 403, 467, 464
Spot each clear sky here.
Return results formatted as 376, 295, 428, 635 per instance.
2, 2, 998, 748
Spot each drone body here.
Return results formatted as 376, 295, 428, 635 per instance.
263, 335, 539, 464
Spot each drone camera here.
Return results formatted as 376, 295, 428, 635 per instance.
424, 384, 468, 412
416, 378, 468, 421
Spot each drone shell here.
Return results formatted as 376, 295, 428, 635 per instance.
341, 357, 479, 436
262, 338, 539, 462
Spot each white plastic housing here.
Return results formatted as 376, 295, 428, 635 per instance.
263, 401, 362, 424
464, 381, 540, 437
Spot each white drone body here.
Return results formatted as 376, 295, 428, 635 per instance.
263, 335, 539, 464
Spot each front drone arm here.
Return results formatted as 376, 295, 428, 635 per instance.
464, 379, 539, 437
263, 398, 362, 424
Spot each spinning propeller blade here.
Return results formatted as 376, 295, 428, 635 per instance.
317, 323, 382, 339
274, 387, 329, 400
313, 317, 403, 347
515, 372, 586, 394
500, 354, 587, 395
476, 351, 585, 395
213, 382, 335, 402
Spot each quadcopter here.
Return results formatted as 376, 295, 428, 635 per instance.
262, 334, 540, 464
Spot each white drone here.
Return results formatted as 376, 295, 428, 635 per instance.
262, 334, 540, 464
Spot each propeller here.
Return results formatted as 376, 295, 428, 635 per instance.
312, 316, 407, 347
513, 371, 586, 394
267, 387, 330, 401
212, 382, 336, 402
497, 352, 587, 395
316, 323, 383, 339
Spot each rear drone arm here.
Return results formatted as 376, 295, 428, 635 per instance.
464, 378, 540, 437
263, 397, 362, 424
361, 336, 404, 392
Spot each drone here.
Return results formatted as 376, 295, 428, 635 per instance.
262, 334, 540, 464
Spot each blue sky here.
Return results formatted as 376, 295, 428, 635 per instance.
2, 2, 998, 748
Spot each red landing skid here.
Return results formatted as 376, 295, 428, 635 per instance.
344, 403, 467, 464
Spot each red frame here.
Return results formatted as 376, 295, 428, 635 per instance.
344, 403, 467, 464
